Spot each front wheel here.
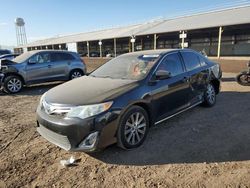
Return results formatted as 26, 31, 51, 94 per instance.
117, 106, 149, 150
70, 69, 84, 80
236, 72, 250, 86
202, 83, 216, 107
3, 75, 23, 94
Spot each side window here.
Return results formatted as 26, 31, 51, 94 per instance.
51, 53, 61, 62
181, 52, 201, 71
62, 53, 75, 60
29, 53, 51, 64
157, 53, 184, 76
51, 53, 75, 62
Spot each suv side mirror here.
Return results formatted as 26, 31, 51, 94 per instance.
155, 70, 171, 80
28, 59, 37, 64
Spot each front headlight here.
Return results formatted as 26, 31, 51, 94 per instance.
66, 101, 113, 119
39, 92, 46, 108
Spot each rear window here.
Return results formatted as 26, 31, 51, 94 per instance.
181, 52, 201, 71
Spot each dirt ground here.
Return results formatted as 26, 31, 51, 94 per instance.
0, 72, 250, 187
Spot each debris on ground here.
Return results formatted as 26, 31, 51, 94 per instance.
60, 156, 76, 167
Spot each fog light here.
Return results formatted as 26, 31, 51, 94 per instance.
78, 132, 99, 150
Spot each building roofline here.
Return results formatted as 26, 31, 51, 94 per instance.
21, 5, 250, 48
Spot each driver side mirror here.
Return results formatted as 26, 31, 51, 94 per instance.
155, 70, 171, 80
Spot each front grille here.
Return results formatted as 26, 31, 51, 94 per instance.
37, 124, 71, 151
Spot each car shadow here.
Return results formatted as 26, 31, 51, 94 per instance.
0, 82, 62, 96
90, 91, 250, 166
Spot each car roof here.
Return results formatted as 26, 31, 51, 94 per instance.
121, 49, 199, 57
124, 49, 177, 56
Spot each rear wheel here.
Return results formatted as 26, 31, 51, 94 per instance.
70, 69, 83, 80
202, 83, 216, 107
117, 106, 149, 150
236, 72, 250, 86
3, 75, 23, 94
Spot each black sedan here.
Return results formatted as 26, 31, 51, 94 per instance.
36, 49, 222, 152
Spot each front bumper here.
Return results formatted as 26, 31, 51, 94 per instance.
36, 106, 120, 152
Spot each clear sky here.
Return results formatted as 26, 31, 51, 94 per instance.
0, 0, 249, 47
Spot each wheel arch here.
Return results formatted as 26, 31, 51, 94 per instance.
120, 102, 154, 127
210, 79, 220, 94
3, 72, 25, 85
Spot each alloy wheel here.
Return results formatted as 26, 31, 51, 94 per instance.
206, 84, 215, 104
7, 78, 22, 93
71, 71, 82, 79
124, 112, 147, 145
240, 75, 250, 84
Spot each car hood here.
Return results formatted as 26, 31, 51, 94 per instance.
45, 76, 138, 105
0, 59, 17, 65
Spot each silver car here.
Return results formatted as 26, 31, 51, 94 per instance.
0, 50, 86, 93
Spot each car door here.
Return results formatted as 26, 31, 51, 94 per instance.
150, 52, 190, 122
25, 52, 52, 84
50, 52, 72, 79
180, 51, 209, 105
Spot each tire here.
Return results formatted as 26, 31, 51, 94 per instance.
236, 72, 250, 86
202, 83, 216, 107
117, 106, 149, 150
69, 69, 84, 80
3, 75, 23, 94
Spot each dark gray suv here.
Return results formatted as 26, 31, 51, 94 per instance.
0, 50, 86, 93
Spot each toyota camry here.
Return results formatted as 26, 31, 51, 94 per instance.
36, 49, 221, 152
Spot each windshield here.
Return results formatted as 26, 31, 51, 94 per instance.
13, 51, 34, 63
90, 54, 160, 80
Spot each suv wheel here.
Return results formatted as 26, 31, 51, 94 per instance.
3, 75, 23, 94
70, 70, 83, 80
202, 83, 216, 107
117, 106, 149, 150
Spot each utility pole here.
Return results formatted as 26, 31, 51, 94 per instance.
87, 41, 90, 57
114, 38, 117, 57
154, 34, 157, 50
179, 31, 188, 49
99, 41, 102, 58
217, 27, 223, 58
130, 36, 136, 52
